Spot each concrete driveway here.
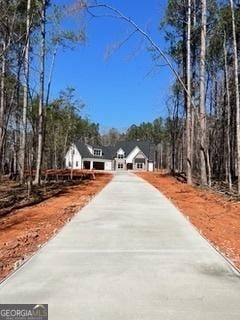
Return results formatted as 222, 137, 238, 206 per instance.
0, 172, 240, 319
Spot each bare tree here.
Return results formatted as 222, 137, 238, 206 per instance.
223, 30, 232, 191
0, 5, 19, 173
186, 0, 193, 185
19, 0, 31, 184
199, 0, 207, 185
34, 0, 46, 185
0, 40, 6, 171
230, 0, 240, 195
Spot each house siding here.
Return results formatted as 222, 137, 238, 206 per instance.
104, 161, 113, 171
148, 162, 154, 171
126, 146, 142, 164
65, 141, 155, 172
65, 144, 82, 169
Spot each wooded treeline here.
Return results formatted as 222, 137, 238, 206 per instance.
1, 0, 240, 195
160, 0, 240, 193
0, 0, 100, 184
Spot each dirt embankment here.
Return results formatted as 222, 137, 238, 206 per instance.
137, 172, 240, 271
0, 173, 112, 281
0, 170, 96, 217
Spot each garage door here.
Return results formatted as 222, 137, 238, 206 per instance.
83, 161, 90, 169
93, 162, 105, 170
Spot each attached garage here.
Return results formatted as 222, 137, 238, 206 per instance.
93, 161, 105, 170
83, 161, 90, 169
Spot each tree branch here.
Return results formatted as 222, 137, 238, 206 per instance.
72, 1, 196, 110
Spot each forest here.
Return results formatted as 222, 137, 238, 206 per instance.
0, 0, 240, 196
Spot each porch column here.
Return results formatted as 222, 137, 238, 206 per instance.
90, 161, 93, 170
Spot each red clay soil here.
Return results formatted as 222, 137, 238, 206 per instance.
137, 172, 240, 271
0, 173, 112, 281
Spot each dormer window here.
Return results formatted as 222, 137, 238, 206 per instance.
117, 148, 125, 159
94, 149, 102, 156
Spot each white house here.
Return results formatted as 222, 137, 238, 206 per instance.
65, 140, 155, 171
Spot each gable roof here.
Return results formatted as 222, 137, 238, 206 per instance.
114, 140, 155, 161
73, 140, 155, 161
74, 141, 92, 158
74, 141, 115, 160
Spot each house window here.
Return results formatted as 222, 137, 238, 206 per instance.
94, 149, 102, 156
118, 163, 124, 169
76, 161, 79, 167
68, 161, 72, 167
118, 154, 124, 159
137, 163, 143, 169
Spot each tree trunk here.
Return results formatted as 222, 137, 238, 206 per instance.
186, 0, 193, 184
54, 135, 57, 169
199, 0, 208, 186
0, 41, 6, 174
19, 0, 31, 184
224, 31, 233, 191
34, 0, 46, 185
46, 46, 57, 108
230, 0, 240, 195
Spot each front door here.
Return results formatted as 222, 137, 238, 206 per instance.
127, 163, 133, 170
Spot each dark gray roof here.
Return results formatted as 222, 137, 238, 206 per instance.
114, 140, 155, 161
74, 140, 155, 161
74, 141, 115, 160
100, 145, 116, 159
74, 141, 92, 158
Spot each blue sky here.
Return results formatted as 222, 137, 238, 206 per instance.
51, 0, 173, 132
